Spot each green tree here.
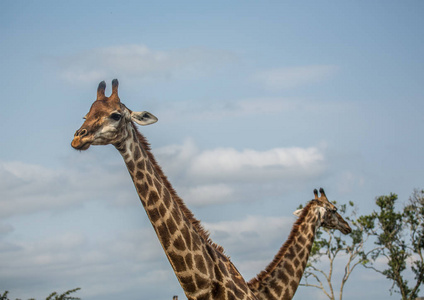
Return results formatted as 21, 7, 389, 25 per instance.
0, 289, 81, 300
1, 291, 10, 300
365, 190, 424, 299
299, 201, 377, 300
45, 288, 81, 300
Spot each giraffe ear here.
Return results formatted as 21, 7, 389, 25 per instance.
131, 111, 158, 126
293, 209, 303, 217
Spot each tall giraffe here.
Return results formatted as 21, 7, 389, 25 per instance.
247, 188, 352, 300
71, 79, 258, 300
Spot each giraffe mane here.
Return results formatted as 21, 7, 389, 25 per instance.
247, 200, 315, 288
132, 122, 227, 255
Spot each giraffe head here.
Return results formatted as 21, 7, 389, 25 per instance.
71, 79, 158, 150
294, 188, 352, 234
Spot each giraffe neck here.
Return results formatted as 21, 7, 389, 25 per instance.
247, 203, 318, 300
115, 124, 257, 300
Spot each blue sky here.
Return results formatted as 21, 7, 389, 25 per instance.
1, 1, 423, 299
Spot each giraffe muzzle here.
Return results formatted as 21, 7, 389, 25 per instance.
71, 128, 92, 150
341, 224, 352, 234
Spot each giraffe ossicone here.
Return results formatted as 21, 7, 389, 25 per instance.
72, 79, 258, 300
247, 188, 352, 300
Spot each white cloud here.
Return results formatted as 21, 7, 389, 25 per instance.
0, 228, 179, 300
205, 215, 293, 248
336, 171, 366, 195
178, 184, 235, 206
153, 138, 198, 176
153, 139, 327, 205
188, 146, 326, 182
0, 223, 13, 236
158, 97, 300, 122
55, 45, 237, 84
156, 95, 354, 125
254, 65, 338, 90
204, 215, 297, 278
0, 156, 133, 218
234, 98, 298, 115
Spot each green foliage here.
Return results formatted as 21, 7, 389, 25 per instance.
0, 289, 81, 300
364, 190, 424, 300
45, 288, 81, 300
1, 291, 9, 300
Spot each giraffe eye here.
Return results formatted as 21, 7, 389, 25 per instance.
110, 113, 121, 121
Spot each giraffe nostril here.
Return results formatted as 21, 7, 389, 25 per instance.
75, 128, 88, 137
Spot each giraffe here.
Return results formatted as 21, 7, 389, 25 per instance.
247, 188, 352, 300
71, 79, 258, 300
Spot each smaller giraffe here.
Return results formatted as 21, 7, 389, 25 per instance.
247, 188, 352, 300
